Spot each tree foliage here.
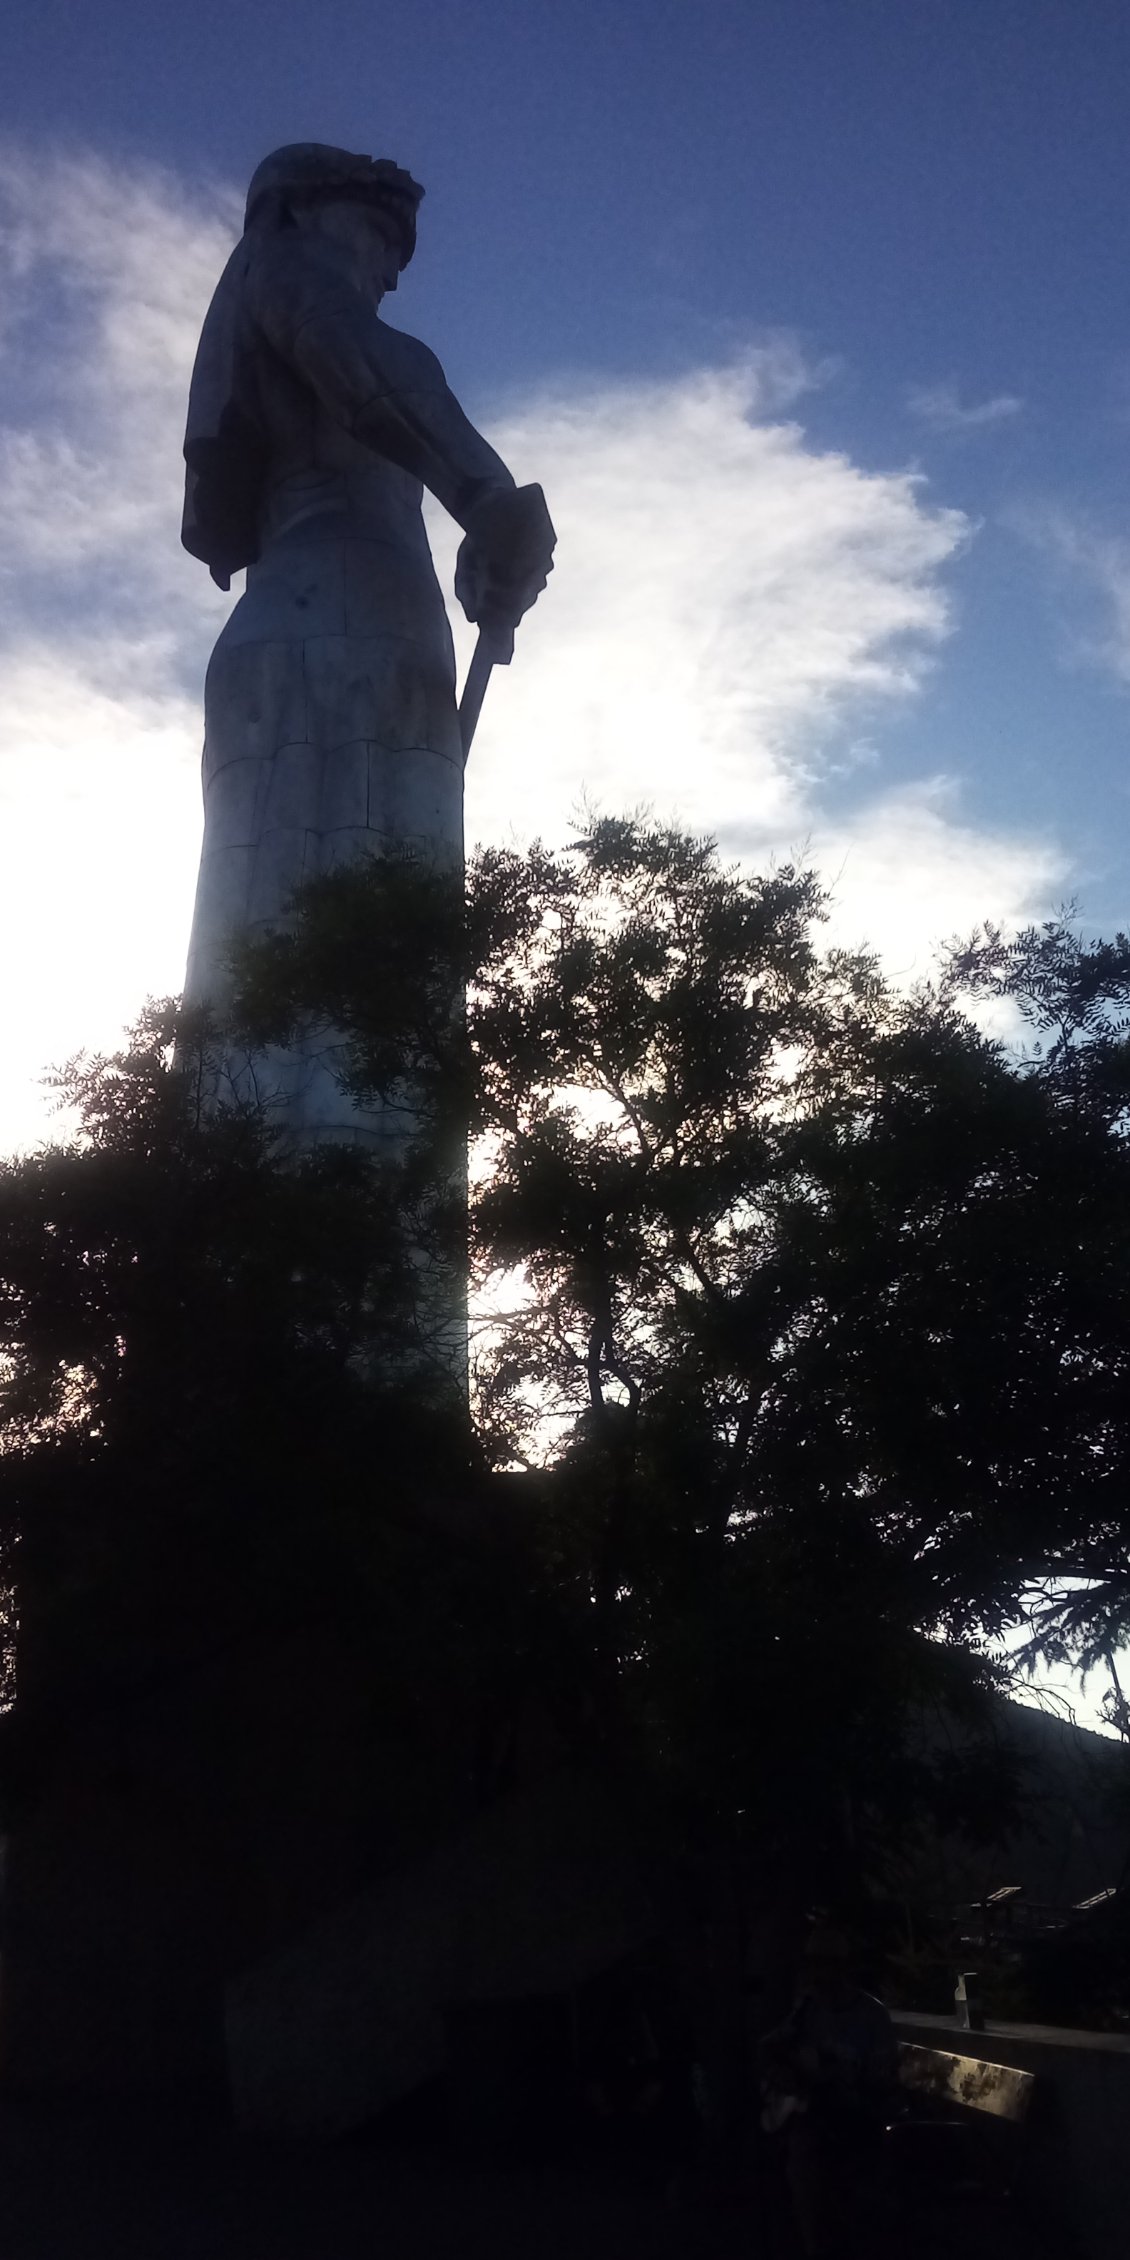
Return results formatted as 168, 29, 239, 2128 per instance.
4, 827, 1130, 1905
230, 821, 1130, 1885
948, 914, 1130, 1727
0, 1001, 494, 1785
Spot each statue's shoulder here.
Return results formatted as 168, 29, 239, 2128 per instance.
248, 235, 446, 394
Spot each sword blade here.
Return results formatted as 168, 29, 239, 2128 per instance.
458, 623, 515, 765
458, 634, 495, 764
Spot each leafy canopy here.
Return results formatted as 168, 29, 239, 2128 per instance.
5, 824, 1130, 1883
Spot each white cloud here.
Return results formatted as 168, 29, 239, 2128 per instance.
813, 778, 1065, 976
0, 144, 235, 630
908, 381, 1024, 434
0, 144, 1064, 1147
448, 359, 970, 850
449, 369, 1059, 967
0, 145, 230, 1146
0, 650, 202, 1149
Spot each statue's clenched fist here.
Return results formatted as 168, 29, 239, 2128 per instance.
456, 482, 556, 638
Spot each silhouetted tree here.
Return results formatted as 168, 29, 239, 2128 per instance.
233, 820, 1130, 1903
5, 830, 1129, 1919
949, 912, 1130, 1731
0, 1001, 519, 1834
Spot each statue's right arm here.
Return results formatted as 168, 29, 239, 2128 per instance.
248, 240, 515, 527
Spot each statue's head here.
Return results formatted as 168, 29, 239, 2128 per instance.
243, 143, 425, 271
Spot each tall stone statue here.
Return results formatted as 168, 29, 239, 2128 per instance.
180, 142, 554, 1144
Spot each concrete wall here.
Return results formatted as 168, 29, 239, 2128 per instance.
893, 2010, 1130, 2260
0, 1620, 480, 2099
226, 1770, 659, 2137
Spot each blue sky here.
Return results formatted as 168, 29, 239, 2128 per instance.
1, 1, 1128, 1725
0, 0, 1125, 1026
2, 0, 1129, 1096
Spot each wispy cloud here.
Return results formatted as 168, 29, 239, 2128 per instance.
0, 146, 236, 1144
908, 381, 1024, 434
449, 358, 971, 848
0, 144, 1063, 1147
813, 778, 1063, 975
451, 365, 1058, 968
0, 145, 237, 638
1020, 508, 1130, 685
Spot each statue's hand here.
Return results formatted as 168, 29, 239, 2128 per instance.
456, 482, 556, 635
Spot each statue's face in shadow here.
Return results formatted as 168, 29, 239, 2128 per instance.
295, 196, 403, 305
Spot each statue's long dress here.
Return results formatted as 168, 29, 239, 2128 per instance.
182, 231, 508, 1152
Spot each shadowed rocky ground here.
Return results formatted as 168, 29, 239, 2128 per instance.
0, 2113, 738, 2260
0, 2107, 1063, 2257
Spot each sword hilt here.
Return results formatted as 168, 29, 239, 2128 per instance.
456, 479, 555, 763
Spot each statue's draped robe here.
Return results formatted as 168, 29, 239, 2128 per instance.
182, 228, 510, 1147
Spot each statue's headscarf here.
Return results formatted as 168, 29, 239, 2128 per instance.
181, 144, 425, 589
